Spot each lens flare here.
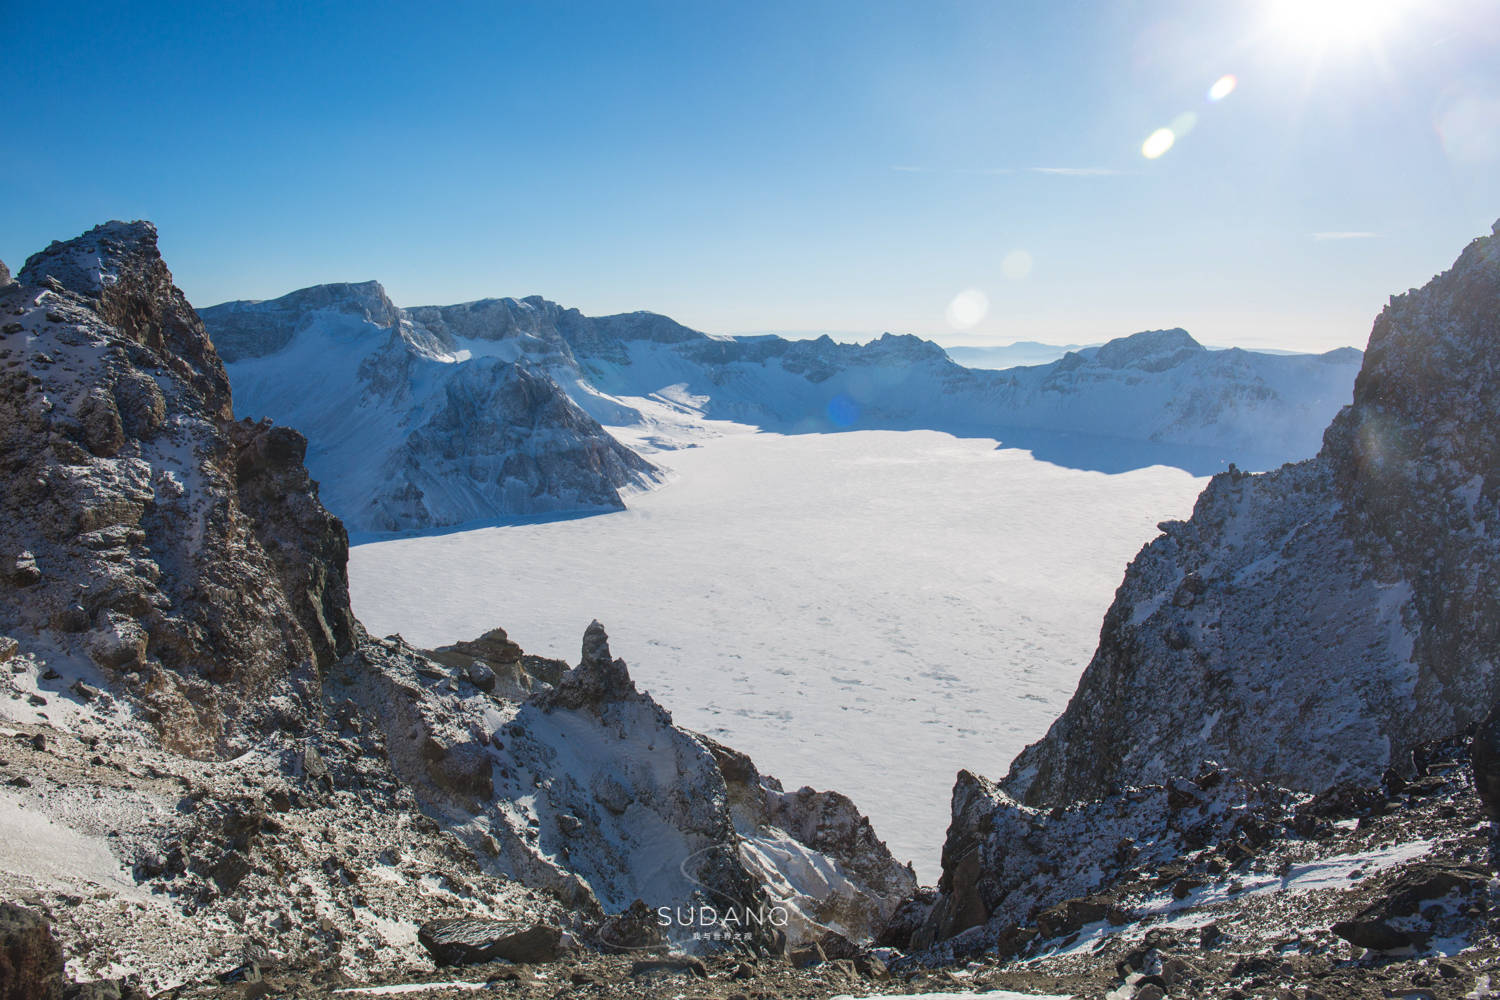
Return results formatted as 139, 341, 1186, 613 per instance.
1208, 74, 1237, 101
1170, 111, 1199, 138
1141, 128, 1175, 159
1001, 250, 1033, 280
945, 289, 989, 330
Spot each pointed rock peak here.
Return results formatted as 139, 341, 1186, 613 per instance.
19, 220, 161, 296
18, 220, 233, 418
581, 619, 613, 668
532, 621, 640, 712
0, 259, 12, 289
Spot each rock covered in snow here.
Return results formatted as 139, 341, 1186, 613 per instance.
416, 917, 565, 965
1004, 220, 1500, 809
0, 222, 354, 755
336, 621, 913, 951
918, 219, 1500, 950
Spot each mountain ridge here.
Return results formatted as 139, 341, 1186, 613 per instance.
202, 283, 1364, 534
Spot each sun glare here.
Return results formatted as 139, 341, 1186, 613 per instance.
1269, 0, 1407, 48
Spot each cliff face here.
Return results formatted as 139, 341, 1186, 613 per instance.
1006, 221, 1500, 809
0, 222, 355, 757
919, 220, 1500, 947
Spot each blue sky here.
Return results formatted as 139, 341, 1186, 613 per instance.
4, 0, 1498, 351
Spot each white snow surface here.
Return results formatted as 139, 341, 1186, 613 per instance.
350, 425, 1206, 880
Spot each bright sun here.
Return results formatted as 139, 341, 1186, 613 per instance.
1268, 0, 1407, 48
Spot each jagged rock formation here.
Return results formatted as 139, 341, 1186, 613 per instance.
0, 222, 355, 756
200, 287, 659, 534
338, 621, 916, 951
205, 283, 1362, 536
917, 219, 1500, 950
1008, 220, 1500, 807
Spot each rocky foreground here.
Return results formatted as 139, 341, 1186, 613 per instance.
2, 220, 1500, 1000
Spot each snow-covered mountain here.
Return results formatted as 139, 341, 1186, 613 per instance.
205, 284, 1361, 533
912, 219, 1500, 953
200, 286, 658, 534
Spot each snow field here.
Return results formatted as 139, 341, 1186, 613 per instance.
350, 428, 1205, 880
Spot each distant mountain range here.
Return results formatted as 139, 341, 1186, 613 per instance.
202, 287, 1362, 534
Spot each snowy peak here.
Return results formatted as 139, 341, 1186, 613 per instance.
201, 279, 401, 362
19, 219, 158, 296
20, 219, 233, 421
1088, 327, 1205, 371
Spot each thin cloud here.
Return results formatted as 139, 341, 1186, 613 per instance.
1311, 231, 1381, 241
1028, 166, 1120, 176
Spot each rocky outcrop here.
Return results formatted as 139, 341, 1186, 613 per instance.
918, 219, 1500, 949
0, 222, 354, 755
701, 734, 918, 948
1008, 219, 1500, 808
338, 621, 913, 950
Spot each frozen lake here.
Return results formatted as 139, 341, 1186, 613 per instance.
349, 427, 1206, 881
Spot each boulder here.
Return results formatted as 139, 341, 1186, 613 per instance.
0, 903, 64, 1000
1331, 862, 1488, 951
417, 918, 563, 966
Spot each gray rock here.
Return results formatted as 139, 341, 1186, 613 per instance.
1, 221, 357, 756
416, 918, 563, 965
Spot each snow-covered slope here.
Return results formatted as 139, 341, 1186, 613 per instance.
200, 288, 658, 535
915, 219, 1500, 950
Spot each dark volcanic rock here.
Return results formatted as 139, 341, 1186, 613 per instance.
416, 918, 563, 965
0, 903, 64, 1000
